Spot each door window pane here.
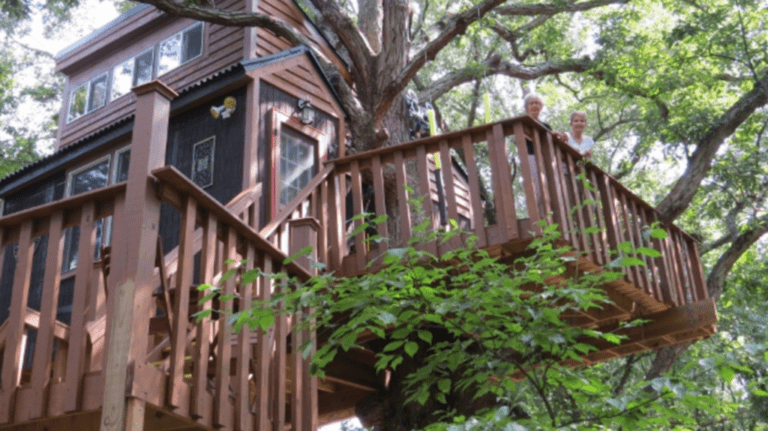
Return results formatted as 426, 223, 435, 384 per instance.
279, 128, 315, 206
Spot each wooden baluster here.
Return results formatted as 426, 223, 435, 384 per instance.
648, 212, 675, 305
489, 124, 517, 241
596, 174, 622, 271
440, 140, 461, 251
661, 226, 683, 306
673, 230, 694, 304
0, 220, 34, 423
540, 131, 571, 242
513, 122, 540, 236
214, 227, 236, 430
319, 177, 331, 265
27, 211, 65, 420
638, 208, 663, 302
588, 169, 610, 265
532, 129, 553, 226
394, 151, 412, 246
371, 155, 389, 254
192, 212, 216, 426
235, 244, 255, 431
255, 253, 273, 430
616, 192, 637, 287
64, 201, 96, 413
461, 134, 488, 246
168, 196, 196, 414
350, 160, 366, 272
628, 199, 651, 296
416, 146, 437, 255
564, 153, 590, 257
272, 267, 287, 431
327, 174, 343, 272
670, 230, 690, 305
688, 239, 708, 301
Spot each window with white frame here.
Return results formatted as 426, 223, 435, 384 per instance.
111, 47, 155, 102
61, 146, 131, 273
158, 23, 204, 76
67, 71, 109, 123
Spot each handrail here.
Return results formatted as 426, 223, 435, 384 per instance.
260, 162, 335, 239
152, 166, 311, 281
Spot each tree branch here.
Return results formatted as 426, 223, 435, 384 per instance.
311, 0, 374, 77
373, 0, 508, 124
418, 54, 594, 103
494, 0, 630, 16
656, 70, 768, 224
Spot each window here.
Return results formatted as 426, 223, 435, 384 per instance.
67, 22, 204, 121
158, 23, 204, 75
67, 72, 110, 123
269, 109, 328, 218
279, 128, 315, 206
111, 48, 155, 101
192, 137, 215, 188
62, 146, 131, 273
113, 146, 131, 183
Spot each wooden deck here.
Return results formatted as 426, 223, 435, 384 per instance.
0, 98, 716, 430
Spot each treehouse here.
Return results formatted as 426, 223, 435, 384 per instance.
0, 2, 716, 430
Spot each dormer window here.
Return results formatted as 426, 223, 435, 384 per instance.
158, 23, 204, 75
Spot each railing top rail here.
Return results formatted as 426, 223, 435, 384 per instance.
328, 116, 544, 169
152, 166, 311, 281
260, 162, 335, 239
0, 182, 126, 228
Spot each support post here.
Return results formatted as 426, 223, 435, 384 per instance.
100, 81, 177, 431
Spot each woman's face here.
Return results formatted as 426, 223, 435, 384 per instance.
526, 97, 543, 119
570, 113, 587, 134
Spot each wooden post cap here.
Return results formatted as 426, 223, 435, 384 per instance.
132, 80, 178, 100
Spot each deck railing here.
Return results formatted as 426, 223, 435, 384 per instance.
326, 116, 708, 311
0, 183, 124, 423
0, 109, 710, 430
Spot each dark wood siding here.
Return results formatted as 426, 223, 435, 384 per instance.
256, 81, 339, 228
57, 0, 246, 149
159, 87, 247, 253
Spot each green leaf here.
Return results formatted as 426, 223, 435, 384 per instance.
617, 241, 633, 253
404, 341, 419, 357
717, 365, 735, 383
604, 333, 622, 344
636, 247, 662, 258
438, 378, 451, 393
384, 340, 404, 352
650, 228, 668, 239
418, 330, 433, 344
619, 257, 645, 267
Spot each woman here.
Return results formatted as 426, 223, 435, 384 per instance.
566, 111, 595, 158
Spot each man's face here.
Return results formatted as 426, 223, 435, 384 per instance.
526, 97, 543, 119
